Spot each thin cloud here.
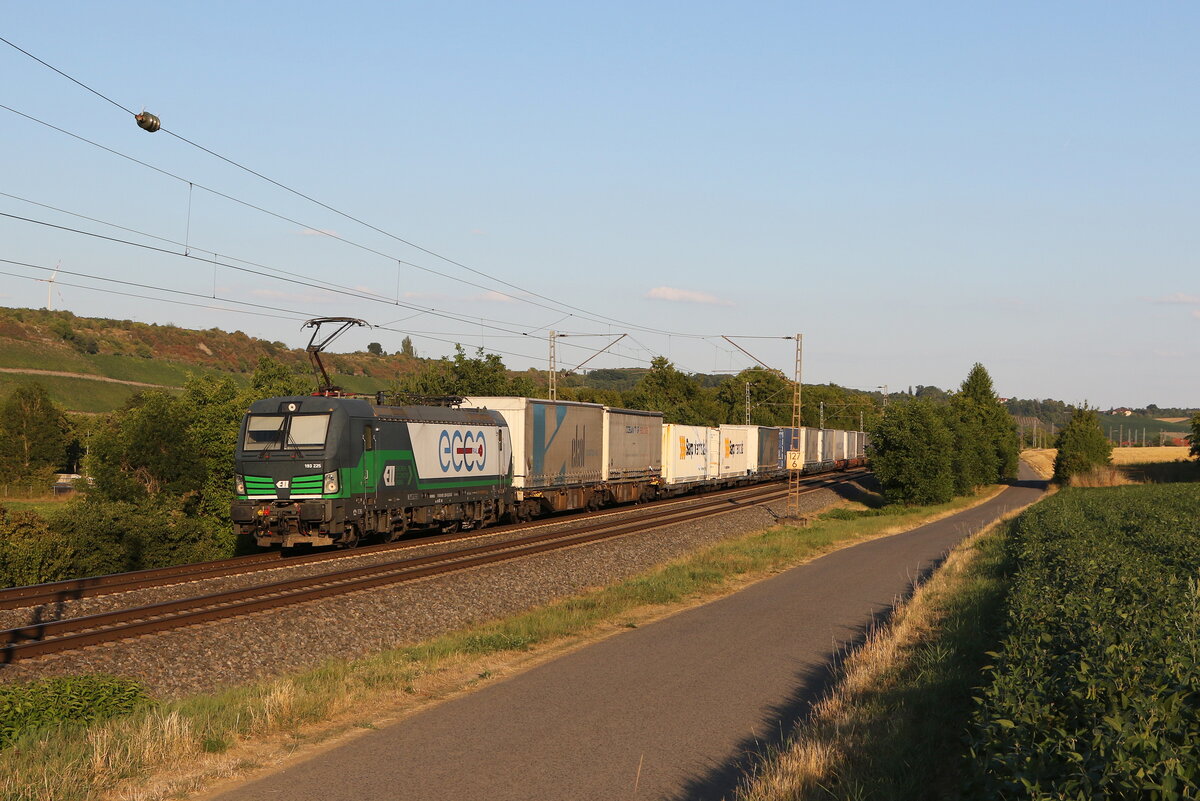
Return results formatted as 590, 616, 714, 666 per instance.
1152, 293, 1200, 305
646, 286, 734, 307
470, 291, 517, 303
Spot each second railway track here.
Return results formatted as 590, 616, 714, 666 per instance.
1, 470, 865, 664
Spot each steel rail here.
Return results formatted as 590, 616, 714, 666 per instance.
0, 470, 863, 611
0, 472, 860, 663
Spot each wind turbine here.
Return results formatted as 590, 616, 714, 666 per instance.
46, 262, 60, 310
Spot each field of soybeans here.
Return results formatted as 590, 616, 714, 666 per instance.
968, 484, 1200, 799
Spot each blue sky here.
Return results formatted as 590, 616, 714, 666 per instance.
2, 2, 1196, 407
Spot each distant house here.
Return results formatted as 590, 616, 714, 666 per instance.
1109, 408, 1134, 417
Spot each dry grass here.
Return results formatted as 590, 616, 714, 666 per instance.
1067, 466, 1134, 487
733, 508, 1034, 801
1024, 447, 1196, 486
1021, 449, 1057, 479
1109, 445, 1192, 465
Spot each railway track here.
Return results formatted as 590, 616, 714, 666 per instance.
0, 473, 856, 612
0, 470, 865, 664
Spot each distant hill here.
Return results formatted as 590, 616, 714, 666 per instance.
0, 308, 418, 412
0, 308, 728, 415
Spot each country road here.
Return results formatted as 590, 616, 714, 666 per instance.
202, 467, 1047, 801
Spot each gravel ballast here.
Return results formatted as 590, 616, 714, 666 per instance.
0, 482, 859, 698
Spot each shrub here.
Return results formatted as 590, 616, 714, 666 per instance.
868, 399, 955, 504
1053, 406, 1112, 482
0, 676, 150, 748
0, 506, 76, 589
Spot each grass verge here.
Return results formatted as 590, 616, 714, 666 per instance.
0, 484, 1007, 801
731, 500, 1052, 801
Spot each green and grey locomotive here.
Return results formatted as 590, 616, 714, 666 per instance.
231, 395, 512, 548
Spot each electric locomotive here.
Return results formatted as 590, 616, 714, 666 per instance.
231, 395, 512, 548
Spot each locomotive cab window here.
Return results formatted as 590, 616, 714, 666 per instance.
242, 413, 331, 451
363, 424, 375, 451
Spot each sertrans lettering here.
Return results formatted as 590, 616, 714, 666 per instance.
678, 436, 707, 459
438, 429, 488, 472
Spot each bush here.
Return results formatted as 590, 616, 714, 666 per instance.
868, 399, 955, 505
0, 675, 149, 748
0, 506, 76, 589
1053, 406, 1112, 482
45, 498, 231, 577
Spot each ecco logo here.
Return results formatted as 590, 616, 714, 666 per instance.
439, 430, 487, 472
275, 479, 290, 489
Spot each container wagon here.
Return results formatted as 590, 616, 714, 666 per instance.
462, 396, 605, 515
602, 406, 663, 503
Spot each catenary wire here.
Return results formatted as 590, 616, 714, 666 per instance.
0, 38, 714, 340
0, 211, 658, 367
0, 258, 558, 366
0, 188, 588, 337
0, 101, 720, 344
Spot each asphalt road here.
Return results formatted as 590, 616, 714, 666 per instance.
207, 468, 1046, 801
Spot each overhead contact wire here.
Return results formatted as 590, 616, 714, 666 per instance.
0, 38, 709, 338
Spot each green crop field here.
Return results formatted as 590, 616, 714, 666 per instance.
968, 484, 1200, 798
0, 374, 163, 413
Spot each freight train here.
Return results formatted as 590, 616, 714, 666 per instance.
231, 394, 867, 549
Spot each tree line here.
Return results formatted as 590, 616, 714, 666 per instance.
390, 346, 882, 431
8, 349, 1143, 587
867, 364, 1020, 504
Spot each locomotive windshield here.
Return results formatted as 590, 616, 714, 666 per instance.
242, 413, 331, 451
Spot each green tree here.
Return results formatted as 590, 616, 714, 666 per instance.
367, 342, 384, 356
398, 345, 535, 397
0, 383, 71, 481
958, 363, 1019, 480
1188, 412, 1200, 459
400, 336, 416, 357
714, 367, 792, 425
942, 395, 998, 494
87, 391, 204, 502
803, 384, 879, 430
1052, 406, 1112, 482
625, 357, 719, 425
868, 399, 955, 505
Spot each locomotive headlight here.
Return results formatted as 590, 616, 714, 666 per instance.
235, 475, 245, 494
324, 470, 339, 493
